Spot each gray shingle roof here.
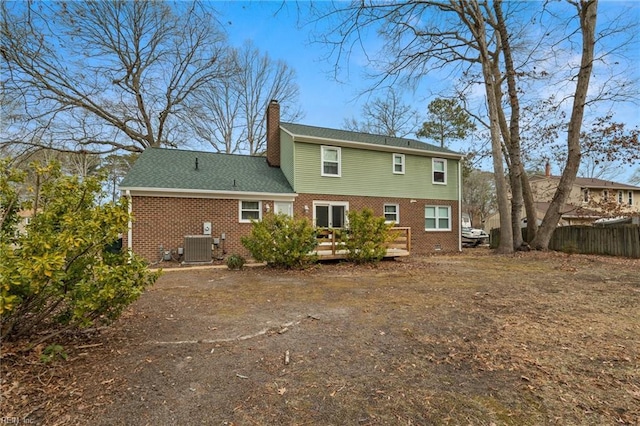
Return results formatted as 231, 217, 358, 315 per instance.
531, 174, 640, 190
120, 148, 294, 194
280, 122, 462, 156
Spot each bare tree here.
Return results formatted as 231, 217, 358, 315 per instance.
1, 1, 231, 154
235, 41, 303, 155
530, 0, 598, 249
630, 168, 640, 185
580, 118, 639, 177
463, 169, 497, 228
187, 41, 302, 155
186, 70, 245, 154
343, 89, 419, 138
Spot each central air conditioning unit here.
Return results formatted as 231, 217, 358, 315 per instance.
183, 235, 212, 263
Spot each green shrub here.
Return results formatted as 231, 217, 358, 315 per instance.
344, 208, 396, 264
226, 254, 246, 270
40, 344, 68, 363
241, 213, 318, 269
0, 160, 160, 344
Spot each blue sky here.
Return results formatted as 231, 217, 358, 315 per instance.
214, 1, 639, 182
215, 1, 371, 128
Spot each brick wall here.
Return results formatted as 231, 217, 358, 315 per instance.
294, 193, 460, 255
125, 193, 460, 263
125, 196, 258, 263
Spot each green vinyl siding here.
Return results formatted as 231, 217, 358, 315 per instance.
280, 131, 295, 188
293, 142, 459, 200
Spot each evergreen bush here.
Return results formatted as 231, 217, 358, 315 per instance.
0, 160, 159, 344
344, 208, 396, 264
241, 213, 318, 269
226, 254, 246, 270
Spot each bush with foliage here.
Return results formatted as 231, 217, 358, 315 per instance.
226, 254, 246, 270
241, 213, 318, 269
344, 208, 396, 264
0, 159, 25, 241
0, 160, 159, 344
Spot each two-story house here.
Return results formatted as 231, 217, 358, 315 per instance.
120, 100, 464, 262
529, 172, 640, 213
484, 166, 640, 231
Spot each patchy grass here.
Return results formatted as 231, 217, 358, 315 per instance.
2, 250, 639, 425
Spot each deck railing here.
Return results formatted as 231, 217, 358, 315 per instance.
314, 227, 411, 259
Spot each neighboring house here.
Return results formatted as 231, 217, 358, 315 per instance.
529, 172, 640, 213
120, 100, 464, 262
483, 167, 640, 231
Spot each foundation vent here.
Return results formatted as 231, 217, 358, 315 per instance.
184, 235, 212, 263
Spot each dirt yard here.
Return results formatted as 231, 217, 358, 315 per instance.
2, 250, 639, 425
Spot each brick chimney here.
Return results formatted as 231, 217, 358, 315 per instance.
545, 161, 551, 177
266, 99, 280, 167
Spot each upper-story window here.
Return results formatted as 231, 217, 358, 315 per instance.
393, 154, 405, 174
321, 146, 341, 177
583, 188, 590, 202
433, 158, 447, 184
629, 191, 634, 206
618, 190, 624, 204
602, 189, 609, 201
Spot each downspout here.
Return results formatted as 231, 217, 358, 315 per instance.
458, 158, 463, 252
126, 190, 133, 256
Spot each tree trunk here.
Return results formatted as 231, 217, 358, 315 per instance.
470, 3, 514, 253
531, 0, 598, 249
494, 0, 526, 250
520, 170, 537, 242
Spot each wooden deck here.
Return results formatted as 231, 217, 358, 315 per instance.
312, 227, 411, 260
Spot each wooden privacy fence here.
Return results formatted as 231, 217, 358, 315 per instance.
490, 225, 640, 258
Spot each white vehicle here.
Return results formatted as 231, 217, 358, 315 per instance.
461, 213, 489, 247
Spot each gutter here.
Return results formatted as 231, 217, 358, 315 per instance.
458, 161, 462, 252
126, 189, 133, 255
118, 187, 297, 202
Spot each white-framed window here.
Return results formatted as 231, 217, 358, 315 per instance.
425, 205, 451, 231
432, 158, 447, 184
239, 200, 261, 222
618, 190, 624, 204
274, 201, 293, 217
602, 189, 609, 201
629, 191, 634, 206
321, 146, 341, 177
392, 153, 405, 174
314, 201, 348, 228
384, 204, 399, 224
